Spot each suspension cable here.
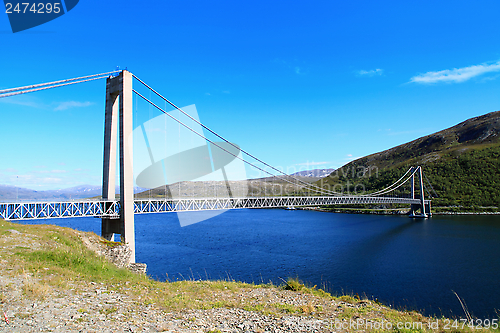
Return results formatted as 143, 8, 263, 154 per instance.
365, 167, 420, 197
0, 70, 424, 199
423, 182, 432, 199
133, 75, 421, 198
0, 76, 111, 99
133, 89, 338, 196
423, 170, 439, 198
0, 71, 119, 99
361, 167, 413, 196
132, 74, 343, 196
365, 168, 418, 196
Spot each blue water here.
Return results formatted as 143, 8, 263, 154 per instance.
18, 209, 500, 318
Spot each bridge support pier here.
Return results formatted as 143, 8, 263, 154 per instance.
102, 218, 121, 239
408, 166, 430, 218
102, 70, 135, 263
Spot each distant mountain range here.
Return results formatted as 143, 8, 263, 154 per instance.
0, 169, 332, 201
0, 185, 148, 201
290, 169, 334, 178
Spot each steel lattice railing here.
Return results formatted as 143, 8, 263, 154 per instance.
0, 196, 428, 221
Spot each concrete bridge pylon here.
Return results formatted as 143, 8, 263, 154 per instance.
101, 70, 135, 263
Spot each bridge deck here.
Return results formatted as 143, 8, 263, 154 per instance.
0, 196, 427, 220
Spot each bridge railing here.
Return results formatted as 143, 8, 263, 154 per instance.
0, 196, 428, 220
0, 200, 119, 220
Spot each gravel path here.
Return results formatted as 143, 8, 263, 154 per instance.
0, 225, 423, 333
0, 273, 347, 332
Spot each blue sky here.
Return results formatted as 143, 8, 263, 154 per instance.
1, 0, 500, 190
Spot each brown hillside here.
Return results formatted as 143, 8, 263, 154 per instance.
345, 110, 500, 171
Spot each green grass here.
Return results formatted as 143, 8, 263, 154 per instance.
1, 219, 499, 332
19, 249, 131, 280
281, 277, 332, 298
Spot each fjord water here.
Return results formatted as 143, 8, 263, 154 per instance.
26, 210, 500, 318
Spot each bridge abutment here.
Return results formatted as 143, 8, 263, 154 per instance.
102, 70, 135, 263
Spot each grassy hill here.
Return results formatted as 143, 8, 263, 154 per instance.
317, 111, 500, 208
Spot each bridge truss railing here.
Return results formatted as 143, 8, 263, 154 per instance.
0, 200, 119, 221
0, 196, 428, 221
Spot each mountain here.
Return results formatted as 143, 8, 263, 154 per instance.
347, 110, 500, 170
290, 169, 335, 178
134, 172, 329, 199
46, 185, 103, 199
0, 185, 148, 201
4, 111, 499, 206
0, 185, 49, 201
316, 110, 500, 207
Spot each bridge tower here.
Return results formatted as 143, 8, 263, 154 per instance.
409, 166, 430, 218
101, 70, 136, 263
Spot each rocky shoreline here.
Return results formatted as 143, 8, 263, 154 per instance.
299, 207, 500, 216
431, 211, 500, 215
0, 221, 487, 332
0, 275, 352, 332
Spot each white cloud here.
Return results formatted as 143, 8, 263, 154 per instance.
0, 96, 45, 108
1, 167, 101, 190
356, 68, 384, 77
15, 174, 34, 182
40, 177, 64, 184
410, 61, 500, 84
54, 101, 93, 111
480, 73, 500, 82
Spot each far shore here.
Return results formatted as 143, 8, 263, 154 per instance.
298, 206, 500, 215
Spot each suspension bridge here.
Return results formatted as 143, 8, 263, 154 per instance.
0, 70, 432, 262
